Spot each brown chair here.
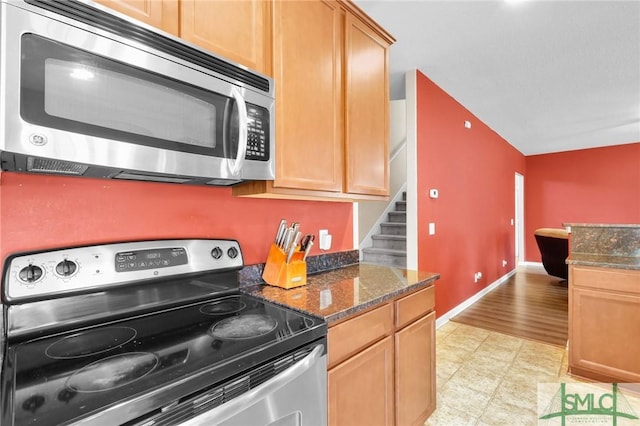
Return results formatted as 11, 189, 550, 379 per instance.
534, 228, 569, 279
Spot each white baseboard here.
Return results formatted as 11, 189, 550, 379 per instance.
435, 269, 517, 330
518, 261, 547, 274
520, 261, 543, 268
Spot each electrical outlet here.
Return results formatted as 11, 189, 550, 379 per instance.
319, 229, 332, 250
474, 272, 483, 283
502, 259, 508, 267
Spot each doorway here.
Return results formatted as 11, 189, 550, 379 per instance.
515, 173, 524, 265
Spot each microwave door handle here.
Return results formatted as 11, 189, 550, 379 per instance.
230, 87, 248, 177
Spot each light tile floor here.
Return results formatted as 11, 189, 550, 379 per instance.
427, 321, 640, 425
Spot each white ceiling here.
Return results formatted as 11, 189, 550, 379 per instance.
354, 0, 640, 155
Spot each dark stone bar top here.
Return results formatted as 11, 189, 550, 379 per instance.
242, 263, 440, 324
564, 223, 640, 270
566, 254, 640, 271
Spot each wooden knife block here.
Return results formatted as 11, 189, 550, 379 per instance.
262, 243, 307, 289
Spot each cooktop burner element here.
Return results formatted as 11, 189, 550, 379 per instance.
67, 352, 159, 392
209, 314, 278, 340
200, 298, 247, 315
45, 326, 137, 359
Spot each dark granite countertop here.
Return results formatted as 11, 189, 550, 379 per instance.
242, 263, 440, 324
567, 254, 640, 271
562, 223, 639, 269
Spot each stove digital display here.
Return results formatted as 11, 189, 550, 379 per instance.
115, 248, 188, 272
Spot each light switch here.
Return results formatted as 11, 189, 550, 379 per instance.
428, 223, 436, 235
429, 189, 438, 199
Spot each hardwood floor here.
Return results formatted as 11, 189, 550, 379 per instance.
450, 266, 568, 347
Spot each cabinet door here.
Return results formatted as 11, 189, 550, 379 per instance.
328, 336, 394, 426
272, 0, 343, 192
94, 0, 179, 36
570, 286, 640, 382
180, 0, 269, 74
395, 311, 436, 426
344, 13, 390, 196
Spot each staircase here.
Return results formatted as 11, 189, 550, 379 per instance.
361, 192, 407, 268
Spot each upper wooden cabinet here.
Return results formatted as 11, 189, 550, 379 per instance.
271, 0, 343, 192
180, 0, 271, 74
344, 12, 390, 196
233, 0, 395, 201
94, 0, 179, 36
95, 0, 269, 74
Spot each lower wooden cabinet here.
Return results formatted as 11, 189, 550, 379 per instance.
395, 311, 436, 426
328, 285, 436, 425
328, 336, 395, 425
569, 265, 640, 382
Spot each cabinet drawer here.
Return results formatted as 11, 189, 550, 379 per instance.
395, 285, 435, 329
328, 303, 393, 368
571, 266, 640, 294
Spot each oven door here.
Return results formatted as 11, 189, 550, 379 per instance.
135, 343, 327, 426
0, 1, 274, 182
195, 345, 327, 426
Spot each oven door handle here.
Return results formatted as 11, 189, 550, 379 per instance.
180, 343, 325, 426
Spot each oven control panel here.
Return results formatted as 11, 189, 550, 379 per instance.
2, 239, 243, 303
115, 247, 188, 272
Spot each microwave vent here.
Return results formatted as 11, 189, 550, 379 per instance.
114, 172, 192, 184
27, 157, 88, 175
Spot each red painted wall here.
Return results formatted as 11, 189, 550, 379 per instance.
524, 143, 640, 262
414, 70, 526, 317
0, 172, 353, 268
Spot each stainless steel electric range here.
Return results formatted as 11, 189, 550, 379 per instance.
0, 239, 327, 426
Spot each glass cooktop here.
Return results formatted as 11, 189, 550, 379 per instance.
2, 294, 326, 425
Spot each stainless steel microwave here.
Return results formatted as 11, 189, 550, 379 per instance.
0, 0, 275, 186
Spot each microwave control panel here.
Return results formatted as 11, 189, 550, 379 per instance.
245, 105, 269, 161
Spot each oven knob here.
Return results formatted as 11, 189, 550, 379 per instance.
18, 265, 44, 283
227, 247, 239, 259
211, 247, 223, 260
55, 260, 78, 277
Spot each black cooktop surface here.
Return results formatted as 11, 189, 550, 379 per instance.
2, 294, 325, 425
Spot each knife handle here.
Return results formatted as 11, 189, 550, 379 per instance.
299, 234, 310, 251
286, 232, 301, 263
303, 239, 314, 261
275, 219, 287, 245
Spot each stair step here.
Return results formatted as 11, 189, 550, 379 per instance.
388, 211, 406, 223
372, 234, 407, 250
361, 247, 407, 268
395, 200, 406, 212
380, 222, 406, 235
